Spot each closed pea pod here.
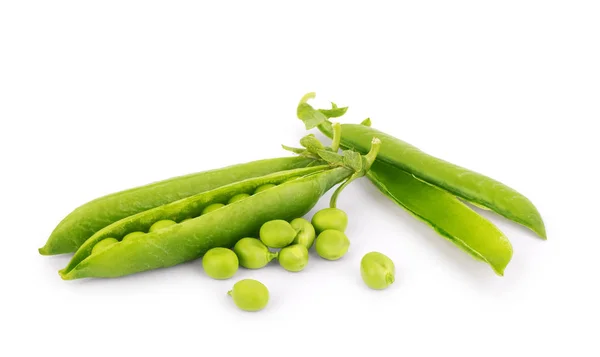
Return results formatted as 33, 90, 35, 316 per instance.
39, 156, 319, 255
360, 251, 395, 290
233, 238, 277, 269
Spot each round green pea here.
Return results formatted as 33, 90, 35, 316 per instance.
228, 193, 250, 204
259, 220, 297, 248
91, 238, 118, 255
149, 219, 176, 232
122, 231, 145, 242
254, 184, 276, 194
315, 230, 350, 260
202, 247, 239, 280
278, 244, 309, 272
311, 208, 348, 234
228, 279, 269, 312
360, 252, 395, 290
290, 217, 316, 249
233, 238, 277, 269
202, 203, 225, 215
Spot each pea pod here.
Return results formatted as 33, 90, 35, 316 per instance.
60, 165, 329, 277
39, 156, 318, 255
60, 166, 353, 280
368, 160, 512, 275
296, 93, 546, 239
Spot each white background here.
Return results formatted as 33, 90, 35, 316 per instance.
1, 1, 599, 356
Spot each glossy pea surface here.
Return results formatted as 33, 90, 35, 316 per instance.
254, 184, 276, 194
202, 203, 225, 215
149, 219, 176, 232
278, 244, 309, 272
259, 220, 297, 248
290, 218, 316, 249
360, 251, 395, 290
122, 231, 145, 242
202, 247, 239, 280
228, 193, 250, 204
228, 279, 269, 312
91, 238, 118, 255
233, 238, 278, 269
315, 230, 350, 260
311, 208, 348, 233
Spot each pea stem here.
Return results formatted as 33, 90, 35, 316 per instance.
363, 138, 382, 171
330, 122, 342, 152
330, 173, 358, 208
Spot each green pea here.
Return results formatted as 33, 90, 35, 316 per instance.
254, 184, 276, 194
122, 231, 145, 242
228, 193, 250, 204
91, 238, 118, 255
360, 251, 395, 290
202, 203, 225, 215
259, 220, 297, 248
149, 219, 176, 232
202, 247, 239, 280
311, 207, 348, 234
233, 238, 278, 269
315, 230, 350, 260
278, 244, 309, 272
290, 217, 316, 249
228, 279, 269, 312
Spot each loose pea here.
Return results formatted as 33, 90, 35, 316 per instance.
202, 203, 225, 215
360, 252, 395, 290
311, 208, 348, 234
259, 220, 297, 248
228, 193, 250, 204
290, 218, 316, 249
122, 231, 145, 242
315, 230, 350, 260
149, 219, 176, 232
202, 247, 239, 280
278, 244, 309, 272
91, 238, 118, 255
228, 279, 269, 312
254, 184, 276, 194
233, 238, 278, 269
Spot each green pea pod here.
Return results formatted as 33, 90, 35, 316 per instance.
368, 161, 512, 275
39, 156, 319, 255
325, 122, 546, 239
295, 93, 545, 239
60, 166, 353, 280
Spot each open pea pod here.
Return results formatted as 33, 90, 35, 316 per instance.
60, 166, 351, 280
368, 161, 512, 275
39, 156, 319, 255
296, 93, 546, 239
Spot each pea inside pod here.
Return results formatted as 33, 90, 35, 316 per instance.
91, 238, 118, 255
360, 251, 395, 290
149, 219, 176, 232
228, 193, 250, 204
201, 203, 225, 215
254, 184, 276, 194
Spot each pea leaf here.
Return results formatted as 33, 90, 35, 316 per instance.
316, 149, 343, 165
297, 92, 328, 130
319, 102, 349, 119
281, 145, 307, 154
342, 150, 363, 172
299, 134, 325, 151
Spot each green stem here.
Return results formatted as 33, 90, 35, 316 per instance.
363, 138, 381, 171
330, 173, 359, 208
330, 122, 342, 152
